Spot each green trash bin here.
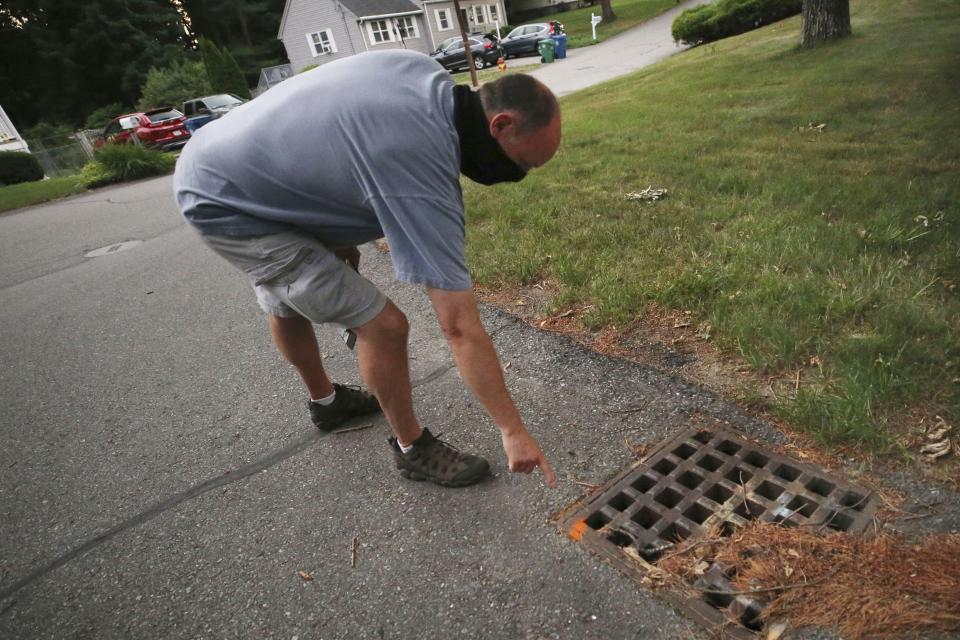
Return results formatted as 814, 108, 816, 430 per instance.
537, 38, 556, 63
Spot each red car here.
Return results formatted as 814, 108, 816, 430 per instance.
96, 108, 191, 151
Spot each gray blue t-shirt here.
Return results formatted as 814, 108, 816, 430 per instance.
173, 50, 470, 291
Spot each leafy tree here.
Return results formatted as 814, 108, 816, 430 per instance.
137, 61, 212, 111
84, 103, 130, 130
801, 0, 850, 46
22, 122, 75, 149
0, 0, 189, 128
180, 0, 286, 86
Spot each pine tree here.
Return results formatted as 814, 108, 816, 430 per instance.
221, 48, 252, 99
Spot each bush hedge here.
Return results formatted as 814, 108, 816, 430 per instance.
672, 0, 802, 45
80, 144, 176, 187
0, 151, 44, 186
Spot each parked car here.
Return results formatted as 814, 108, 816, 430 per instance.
181, 94, 247, 133
95, 109, 190, 151
499, 22, 563, 58
430, 34, 501, 72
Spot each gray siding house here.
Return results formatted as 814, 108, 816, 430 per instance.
279, 0, 508, 73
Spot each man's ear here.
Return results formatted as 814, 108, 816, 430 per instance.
488, 112, 517, 141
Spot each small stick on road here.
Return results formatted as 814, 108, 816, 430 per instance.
351, 536, 358, 568
567, 476, 601, 490
335, 424, 375, 435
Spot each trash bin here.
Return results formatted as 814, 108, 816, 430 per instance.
537, 38, 556, 64
551, 34, 568, 59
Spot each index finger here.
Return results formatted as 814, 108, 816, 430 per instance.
538, 454, 556, 488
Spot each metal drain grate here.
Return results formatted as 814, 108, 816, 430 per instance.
563, 423, 880, 636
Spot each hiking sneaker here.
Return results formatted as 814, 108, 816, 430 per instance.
308, 384, 381, 431
389, 428, 490, 487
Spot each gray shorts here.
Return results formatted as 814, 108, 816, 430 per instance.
200, 230, 387, 328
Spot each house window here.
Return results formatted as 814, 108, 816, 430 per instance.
487, 3, 499, 22
435, 8, 452, 31
307, 29, 337, 55
367, 19, 394, 44
471, 5, 485, 25
395, 16, 419, 39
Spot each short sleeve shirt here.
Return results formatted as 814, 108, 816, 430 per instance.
173, 50, 471, 290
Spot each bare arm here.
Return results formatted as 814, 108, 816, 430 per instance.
428, 287, 555, 486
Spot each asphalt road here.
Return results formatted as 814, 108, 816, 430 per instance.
3, 5, 959, 639
0, 175, 720, 639
529, 0, 713, 96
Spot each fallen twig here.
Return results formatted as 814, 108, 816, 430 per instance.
351, 536, 358, 568
334, 423, 375, 435
568, 476, 601, 490
601, 401, 651, 416
696, 571, 835, 597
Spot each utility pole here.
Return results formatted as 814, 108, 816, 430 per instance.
451, 0, 479, 87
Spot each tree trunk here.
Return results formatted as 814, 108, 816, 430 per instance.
801, 0, 851, 47
600, 0, 617, 23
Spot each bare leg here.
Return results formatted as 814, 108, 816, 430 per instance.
352, 301, 423, 447
268, 314, 335, 400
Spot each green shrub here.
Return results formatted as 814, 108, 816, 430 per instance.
85, 103, 129, 130
0, 151, 44, 185
299, 64, 320, 74
672, 0, 802, 45
77, 161, 116, 188
137, 60, 211, 111
90, 144, 176, 184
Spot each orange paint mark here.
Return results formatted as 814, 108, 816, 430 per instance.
568, 519, 588, 542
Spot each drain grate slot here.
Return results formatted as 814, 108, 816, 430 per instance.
564, 423, 880, 638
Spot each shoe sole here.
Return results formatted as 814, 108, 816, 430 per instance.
313, 408, 382, 432
399, 465, 490, 488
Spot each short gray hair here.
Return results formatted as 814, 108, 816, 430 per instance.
479, 74, 559, 133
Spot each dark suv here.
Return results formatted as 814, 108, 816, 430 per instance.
430, 34, 501, 71
499, 23, 555, 58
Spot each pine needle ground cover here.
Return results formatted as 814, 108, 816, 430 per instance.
463, 0, 960, 450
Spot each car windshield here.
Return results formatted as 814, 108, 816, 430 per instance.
204, 95, 243, 109
146, 110, 181, 123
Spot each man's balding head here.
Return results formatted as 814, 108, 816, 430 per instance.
479, 74, 562, 172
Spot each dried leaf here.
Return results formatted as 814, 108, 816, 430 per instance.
503, 361, 512, 371
298, 570, 314, 582
766, 622, 789, 640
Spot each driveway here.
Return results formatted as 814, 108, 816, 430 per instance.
530, 0, 713, 96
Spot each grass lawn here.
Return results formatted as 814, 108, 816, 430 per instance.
0, 175, 87, 214
534, 0, 679, 49
463, 0, 960, 449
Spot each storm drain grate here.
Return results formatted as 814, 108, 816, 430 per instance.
563, 423, 880, 637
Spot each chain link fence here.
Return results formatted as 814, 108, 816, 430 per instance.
28, 131, 99, 177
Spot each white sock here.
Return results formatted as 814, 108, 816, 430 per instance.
311, 390, 336, 406
399, 441, 414, 454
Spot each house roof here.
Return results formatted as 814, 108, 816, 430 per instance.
277, 0, 422, 39
338, 0, 420, 19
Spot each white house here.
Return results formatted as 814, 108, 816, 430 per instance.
278, 0, 508, 73
0, 104, 29, 153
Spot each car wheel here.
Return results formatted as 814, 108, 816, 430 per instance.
473, 56, 485, 70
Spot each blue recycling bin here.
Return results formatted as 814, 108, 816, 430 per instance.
551, 34, 568, 59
